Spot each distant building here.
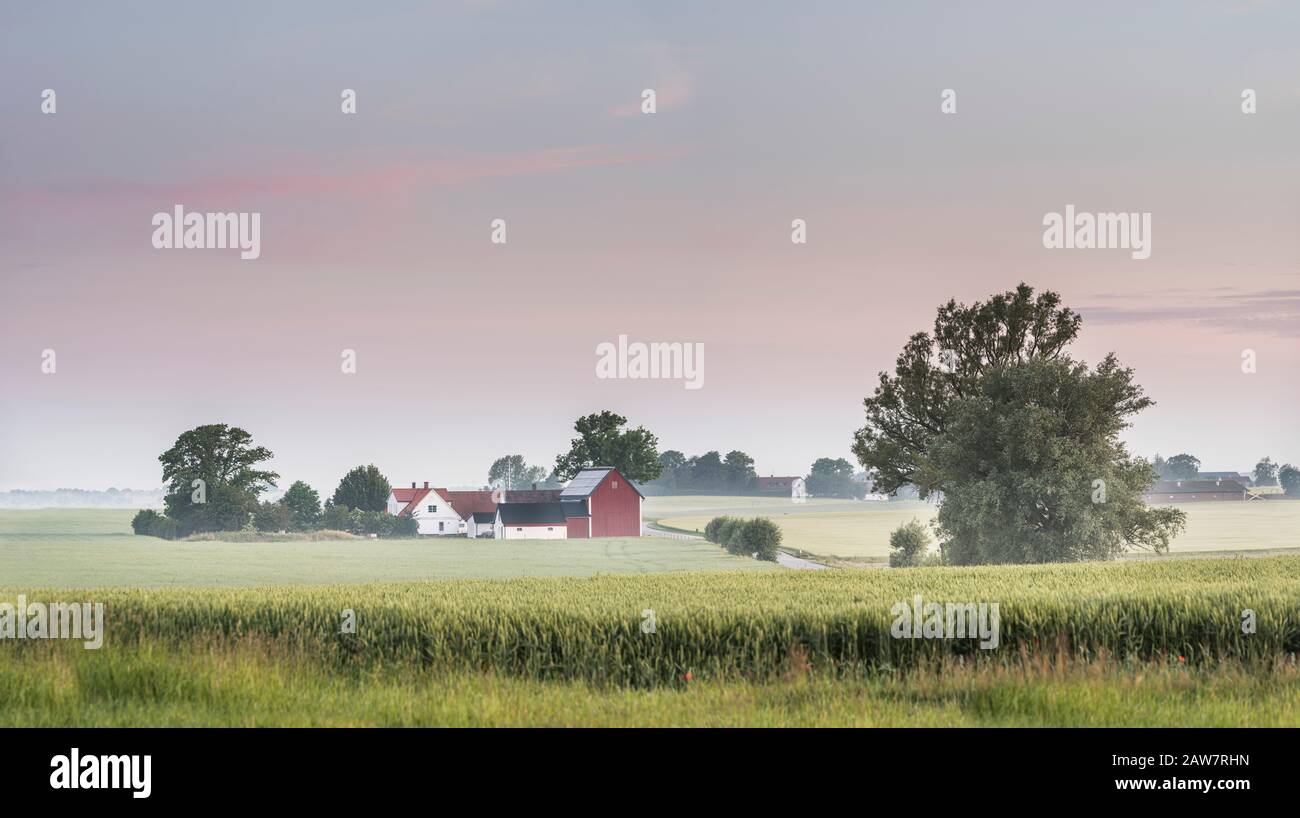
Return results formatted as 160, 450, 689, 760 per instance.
1144, 479, 1248, 503
1196, 471, 1253, 486
387, 482, 561, 536
756, 476, 799, 495
391, 467, 642, 539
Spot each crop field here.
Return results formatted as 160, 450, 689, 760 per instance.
1, 555, 1298, 725
0, 509, 773, 588
4, 556, 1297, 681
651, 497, 1300, 560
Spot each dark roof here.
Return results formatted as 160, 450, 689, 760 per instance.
497, 502, 569, 526
1147, 480, 1246, 494
434, 488, 563, 518
470, 511, 496, 524
559, 467, 645, 499
561, 499, 589, 518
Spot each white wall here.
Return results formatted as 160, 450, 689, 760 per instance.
498, 523, 567, 540
409, 494, 465, 536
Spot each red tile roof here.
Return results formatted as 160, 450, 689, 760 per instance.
396, 487, 436, 516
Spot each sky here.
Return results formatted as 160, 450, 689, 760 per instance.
1, 0, 1297, 492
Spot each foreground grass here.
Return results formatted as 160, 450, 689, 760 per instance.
3, 642, 1296, 727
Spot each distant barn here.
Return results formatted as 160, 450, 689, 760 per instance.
1144, 479, 1247, 503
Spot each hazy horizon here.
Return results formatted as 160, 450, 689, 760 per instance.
3, 1, 1298, 493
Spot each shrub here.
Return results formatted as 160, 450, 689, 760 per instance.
350, 510, 395, 537
704, 515, 782, 560
741, 518, 782, 562
704, 516, 733, 544
254, 501, 293, 533
889, 519, 933, 568
321, 502, 352, 531
152, 516, 183, 540
131, 509, 164, 535
388, 514, 419, 538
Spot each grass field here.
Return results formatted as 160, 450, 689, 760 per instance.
651, 496, 1300, 560
4, 645, 1296, 727
0, 509, 773, 587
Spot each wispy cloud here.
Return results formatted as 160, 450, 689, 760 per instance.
1081, 289, 1300, 337
10, 146, 682, 206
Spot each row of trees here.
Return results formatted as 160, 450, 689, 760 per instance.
1152, 452, 1299, 491
646, 451, 869, 498
650, 450, 758, 494
136, 424, 413, 540
703, 516, 782, 561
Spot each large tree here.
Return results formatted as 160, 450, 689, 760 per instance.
852, 283, 1081, 497
331, 465, 392, 512
158, 424, 278, 533
488, 455, 550, 490
853, 284, 1184, 564
554, 411, 662, 483
933, 357, 1186, 564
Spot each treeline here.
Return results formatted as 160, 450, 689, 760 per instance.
703, 516, 782, 562
649, 450, 758, 494
130, 425, 419, 541
648, 451, 870, 498
0, 488, 164, 508
1153, 453, 1300, 494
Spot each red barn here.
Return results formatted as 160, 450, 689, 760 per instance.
558, 467, 644, 538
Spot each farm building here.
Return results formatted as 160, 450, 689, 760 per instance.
756, 476, 800, 495
390, 468, 642, 538
388, 482, 562, 536
493, 502, 570, 539
1197, 471, 1254, 485
1144, 479, 1248, 504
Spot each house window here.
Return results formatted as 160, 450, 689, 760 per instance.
428, 505, 436, 513
516, 528, 523, 532
547, 527, 554, 531
438, 522, 444, 532
612, 481, 618, 489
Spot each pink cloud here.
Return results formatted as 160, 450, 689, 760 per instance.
10, 145, 683, 206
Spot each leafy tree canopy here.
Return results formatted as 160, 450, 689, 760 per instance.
554, 411, 662, 483
332, 465, 392, 513
932, 356, 1185, 564
488, 455, 550, 490
158, 424, 278, 533
852, 283, 1081, 497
